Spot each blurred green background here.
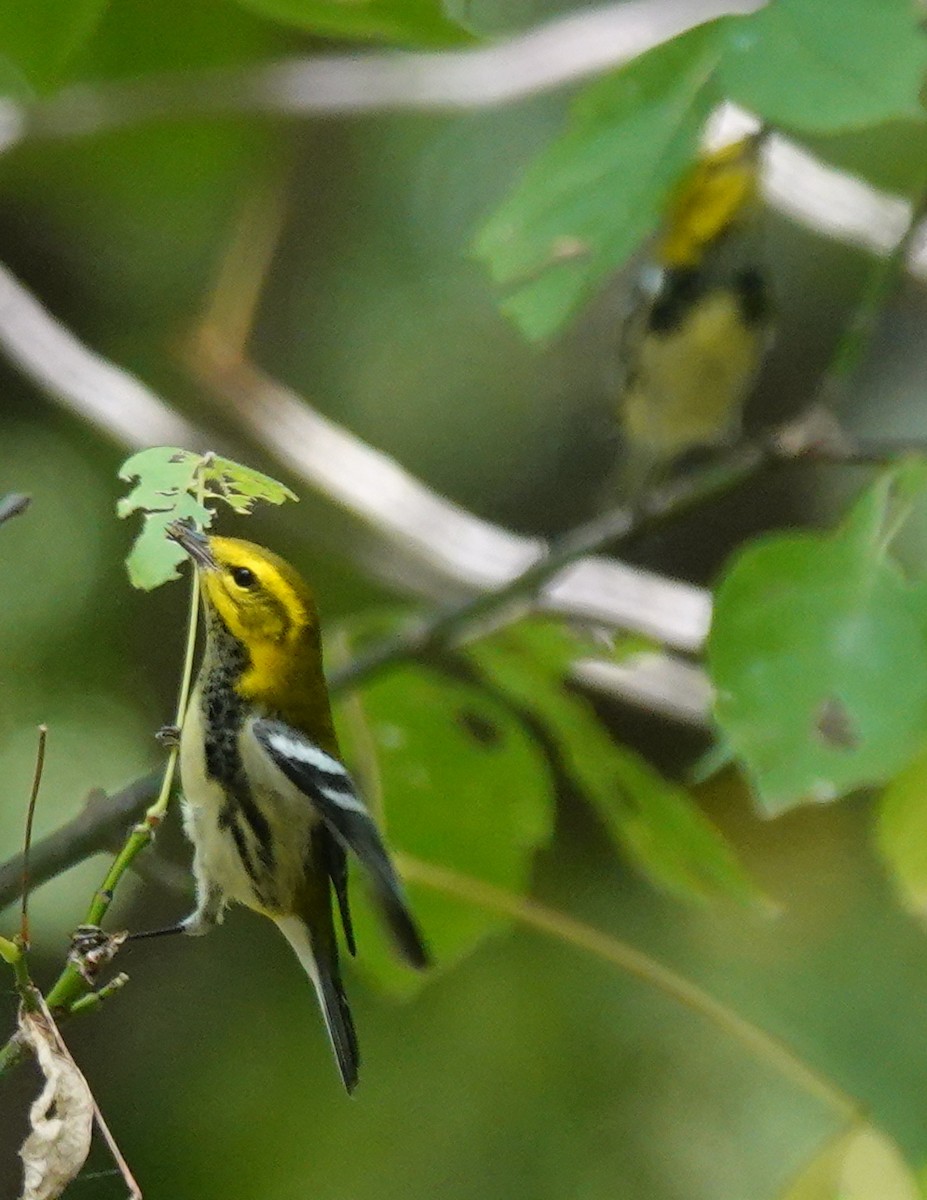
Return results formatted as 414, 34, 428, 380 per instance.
3, 1, 927, 1197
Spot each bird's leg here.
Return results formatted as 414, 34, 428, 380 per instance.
128, 881, 224, 940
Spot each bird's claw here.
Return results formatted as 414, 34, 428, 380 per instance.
68, 923, 127, 984
156, 723, 181, 748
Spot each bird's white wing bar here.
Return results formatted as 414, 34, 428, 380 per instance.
253, 717, 430, 968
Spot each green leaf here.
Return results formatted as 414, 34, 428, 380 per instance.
334, 652, 553, 995
231, 0, 470, 47
469, 622, 760, 907
708, 462, 927, 816
780, 1126, 920, 1200
720, 0, 927, 134
123, 494, 213, 590
117, 447, 297, 591
877, 743, 927, 917
203, 455, 297, 511
118, 448, 212, 590
472, 23, 724, 340
117, 447, 201, 518
0, 0, 110, 93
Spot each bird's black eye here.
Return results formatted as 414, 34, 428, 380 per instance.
231, 566, 256, 589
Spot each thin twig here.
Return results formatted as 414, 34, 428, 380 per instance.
397, 853, 863, 1123
20, 724, 47, 947
329, 439, 769, 692
0, 776, 160, 915
44, 470, 205, 1014
0, 414, 915, 926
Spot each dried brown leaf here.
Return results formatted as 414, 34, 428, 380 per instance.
18, 1007, 93, 1200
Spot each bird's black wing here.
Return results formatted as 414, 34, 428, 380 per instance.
253, 718, 429, 969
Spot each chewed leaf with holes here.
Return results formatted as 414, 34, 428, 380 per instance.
118, 448, 213, 589
334, 653, 553, 995
117, 447, 297, 590
469, 622, 761, 907
708, 461, 927, 816
203, 456, 297, 512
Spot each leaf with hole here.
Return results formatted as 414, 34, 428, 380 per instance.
334, 644, 553, 995
708, 461, 927, 815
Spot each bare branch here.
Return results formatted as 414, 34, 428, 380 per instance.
0, 263, 200, 450
0, 776, 160, 915
572, 653, 713, 726
189, 351, 713, 652
0, 257, 712, 654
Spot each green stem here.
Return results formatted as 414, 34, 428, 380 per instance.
45, 509, 203, 1013
9, 942, 33, 1003
398, 853, 863, 1124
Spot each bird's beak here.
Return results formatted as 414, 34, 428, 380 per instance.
166, 521, 217, 571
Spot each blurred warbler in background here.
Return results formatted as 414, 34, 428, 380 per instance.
159, 525, 429, 1093
616, 134, 774, 492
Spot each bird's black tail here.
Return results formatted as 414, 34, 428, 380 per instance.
274, 914, 359, 1094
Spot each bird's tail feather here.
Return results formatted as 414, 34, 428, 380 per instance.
373, 878, 430, 970
274, 914, 359, 1094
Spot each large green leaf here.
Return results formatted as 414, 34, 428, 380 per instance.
708, 462, 927, 816
472, 23, 723, 340
720, 0, 927, 134
469, 622, 760, 906
0, 0, 110, 93
334, 655, 553, 995
780, 1127, 920, 1200
232, 0, 470, 47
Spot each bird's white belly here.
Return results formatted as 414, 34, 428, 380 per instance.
179, 699, 320, 913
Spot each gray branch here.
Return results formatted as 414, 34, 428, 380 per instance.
0, 775, 160, 914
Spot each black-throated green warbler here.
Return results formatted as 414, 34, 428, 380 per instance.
616, 135, 773, 490
166, 525, 429, 1093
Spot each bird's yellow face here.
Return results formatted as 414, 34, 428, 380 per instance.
169, 524, 333, 732
196, 535, 319, 647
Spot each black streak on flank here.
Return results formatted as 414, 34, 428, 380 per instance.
200, 614, 276, 893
